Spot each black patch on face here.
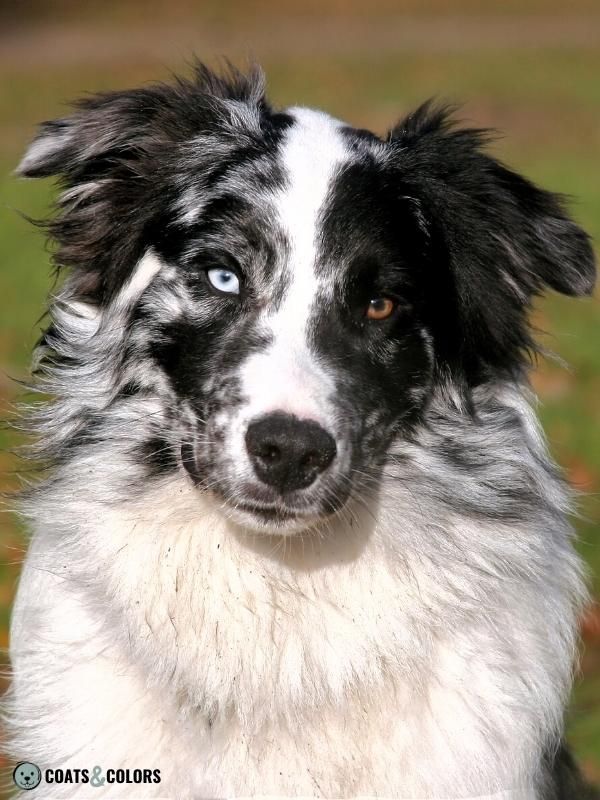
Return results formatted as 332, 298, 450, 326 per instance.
310, 156, 437, 466
144, 310, 271, 407
315, 154, 455, 429
147, 316, 231, 399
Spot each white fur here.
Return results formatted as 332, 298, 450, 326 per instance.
226, 110, 350, 488
7, 385, 584, 799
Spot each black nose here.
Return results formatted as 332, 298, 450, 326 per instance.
245, 413, 337, 492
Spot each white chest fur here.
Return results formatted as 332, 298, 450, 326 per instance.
11, 459, 581, 799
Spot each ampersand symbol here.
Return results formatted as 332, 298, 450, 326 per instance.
90, 766, 105, 787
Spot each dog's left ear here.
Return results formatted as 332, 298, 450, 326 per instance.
389, 103, 596, 383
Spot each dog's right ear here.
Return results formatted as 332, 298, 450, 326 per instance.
17, 61, 266, 180
16, 63, 267, 303
16, 87, 174, 184
16, 90, 182, 302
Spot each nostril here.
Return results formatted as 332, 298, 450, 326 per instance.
257, 443, 282, 464
300, 450, 319, 469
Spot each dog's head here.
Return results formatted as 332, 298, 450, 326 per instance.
19, 64, 595, 533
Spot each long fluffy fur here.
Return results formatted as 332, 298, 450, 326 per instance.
3, 63, 597, 799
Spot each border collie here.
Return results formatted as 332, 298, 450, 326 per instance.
4, 63, 597, 799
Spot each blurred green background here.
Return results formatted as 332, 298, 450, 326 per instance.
0, 0, 599, 782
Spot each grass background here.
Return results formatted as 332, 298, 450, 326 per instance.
0, 0, 599, 783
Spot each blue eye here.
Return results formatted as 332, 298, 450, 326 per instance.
206, 268, 240, 295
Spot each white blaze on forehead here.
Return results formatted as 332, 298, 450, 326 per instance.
239, 107, 351, 425
275, 107, 349, 285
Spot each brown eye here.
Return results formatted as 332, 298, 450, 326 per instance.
366, 297, 396, 321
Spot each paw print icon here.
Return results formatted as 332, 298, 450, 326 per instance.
13, 762, 42, 791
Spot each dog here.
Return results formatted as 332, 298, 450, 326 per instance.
4, 62, 597, 799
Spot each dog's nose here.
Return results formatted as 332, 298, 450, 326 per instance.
245, 413, 337, 492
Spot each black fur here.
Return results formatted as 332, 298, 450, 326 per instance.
389, 101, 595, 387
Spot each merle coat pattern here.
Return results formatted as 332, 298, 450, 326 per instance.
4, 63, 598, 799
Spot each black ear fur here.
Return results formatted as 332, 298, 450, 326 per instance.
17, 61, 265, 179
389, 102, 596, 385
16, 62, 267, 304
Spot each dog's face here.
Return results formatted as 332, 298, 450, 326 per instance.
18, 65, 595, 533
145, 109, 437, 531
